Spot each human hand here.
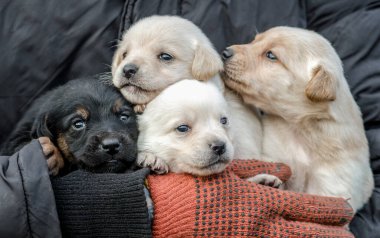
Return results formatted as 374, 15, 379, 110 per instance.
147, 159, 353, 237
38, 137, 64, 176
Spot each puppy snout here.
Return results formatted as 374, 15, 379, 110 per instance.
222, 48, 234, 61
123, 64, 139, 79
100, 137, 121, 155
209, 141, 226, 156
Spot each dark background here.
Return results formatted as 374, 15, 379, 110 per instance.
1, 0, 379, 237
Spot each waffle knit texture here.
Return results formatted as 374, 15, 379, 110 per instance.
148, 159, 354, 238
51, 168, 151, 238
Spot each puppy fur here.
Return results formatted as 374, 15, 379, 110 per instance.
222, 26, 374, 211
112, 15, 262, 161
2, 78, 138, 174
137, 79, 234, 176
112, 15, 222, 105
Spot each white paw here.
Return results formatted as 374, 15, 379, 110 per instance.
247, 174, 283, 188
137, 152, 169, 174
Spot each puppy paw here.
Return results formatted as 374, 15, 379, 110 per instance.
134, 104, 146, 114
137, 152, 169, 174
247, 174, 283, 188
38, 137, 65, 176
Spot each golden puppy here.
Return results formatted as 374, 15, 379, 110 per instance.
222, 26, 374, 211
112, 15, 262, 160
137, 80, 234, 176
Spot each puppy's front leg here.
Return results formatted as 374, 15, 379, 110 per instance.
137, 151, 169, 174
247, 174, 283, 188
133, 104, 146, 114
38, 137, 65, 176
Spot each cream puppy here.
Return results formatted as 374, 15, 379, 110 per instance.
222, 26, 374, 211
137, 80, 234, 176
112, 15, 262, 161
112, 15, 222, 108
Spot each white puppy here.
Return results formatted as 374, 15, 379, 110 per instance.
137, 80, 234, 176
112, 16, 222, 107
112, 15, 262, 162
222, 26, 374, 211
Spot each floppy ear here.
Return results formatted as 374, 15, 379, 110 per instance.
305, 65, 337, 102
31, 113, 54, 139
192, 43, 223, 80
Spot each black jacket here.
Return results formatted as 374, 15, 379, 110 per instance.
1, 0, 379, 237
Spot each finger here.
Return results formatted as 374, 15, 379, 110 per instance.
47, 152, 65, 175
38, 137, 56, 157
264, 217, 354, 238
230, 159, 291, 182
38, 136, 50, 146
42, 144, 55, 157
269, 188, 354, 226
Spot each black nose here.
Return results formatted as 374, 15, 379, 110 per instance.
100, 137, 121, 155
123, 64, 139, 79
210, 141, 226, 156
222, 48, 234, 61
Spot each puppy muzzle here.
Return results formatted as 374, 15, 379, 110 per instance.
222, 48, 234, 61
209, 141, 226, 156
77, 131, 137, 172
99, 136, 122, 156
123, 63, 139, 79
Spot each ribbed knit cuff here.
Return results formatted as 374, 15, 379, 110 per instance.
51, 168, 151, 238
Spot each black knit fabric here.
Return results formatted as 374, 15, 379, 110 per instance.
51, 168, 152, 238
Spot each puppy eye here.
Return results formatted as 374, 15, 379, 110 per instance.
176, 125, 190, 133
122, 51, 128, 59
158, 53, 173, 61
119, 113, 130, 122
72, 118, 86, 130
220, 117, 228, 125
266, 51, 277, 61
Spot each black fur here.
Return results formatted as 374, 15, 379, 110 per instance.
1, 78, 138, 173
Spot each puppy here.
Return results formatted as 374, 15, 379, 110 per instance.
222, 26, 374, 211
112, 15, 262, 161
137, 79, 234, 176
2, 78, 138, 175
112, 15, 222, 109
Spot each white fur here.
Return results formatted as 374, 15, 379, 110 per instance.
137, 80, 234, 176
223, 26, 374, 211
112, 15, 262, 161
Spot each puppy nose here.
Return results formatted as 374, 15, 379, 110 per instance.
210, 141, 226, 156
222, 48, 234, 61
123, 64, 139, 79
100, 138, 121, 155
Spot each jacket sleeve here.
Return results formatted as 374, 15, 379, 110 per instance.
51, 168, 152, 237
0, 139, 61, 238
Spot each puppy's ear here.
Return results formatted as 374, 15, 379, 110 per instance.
31, 113, 54, 139
192, 43, 223, 80
305, 65, 337, 102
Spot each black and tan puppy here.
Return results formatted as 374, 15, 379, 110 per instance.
1, 78, 138, 175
